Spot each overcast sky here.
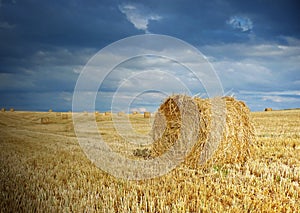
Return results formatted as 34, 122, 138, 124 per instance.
0, 0, 299, 112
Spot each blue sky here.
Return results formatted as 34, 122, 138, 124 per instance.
0, 0, 299, 112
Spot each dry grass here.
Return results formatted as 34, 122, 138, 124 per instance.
0, 109, 299, 212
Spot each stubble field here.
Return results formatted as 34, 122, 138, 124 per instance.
0, 109, 299, 212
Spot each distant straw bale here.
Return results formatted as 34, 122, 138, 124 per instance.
1, 108, 6, 112
41, 117, 50, 124
117, 111, 125, 116
105, 111, 111, 116
48, 109, 53, 112
150, 95, 255, 169
144, 112, 151, 118
9, 108, 14, 112
61, 114, 68, 119
132, 111, 139, 115
264, 108, 272, 111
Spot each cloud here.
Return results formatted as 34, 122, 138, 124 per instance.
0, 47, 95, 94
240, 90, 300, 96
1, 0, 299, 112
227, 15, 253, 32
0, 0, 16, 8
29, 47, 94, 66
238, 90, 300, 110
0, 21, 15, 29
130, 107, 147, 113
202, 38, 300, 64
0, 91, 73, 111
118, 4, 162, 33
202, 44, 287, 91
200, 37, 300, 110
213, 60, 274, 90
262, 95, 299, 103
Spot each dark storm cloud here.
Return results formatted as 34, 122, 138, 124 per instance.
0, 0, 138, 73
0, 0, 299, 111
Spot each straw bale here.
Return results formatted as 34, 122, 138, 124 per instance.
144, 112, 151, 118
41, 117, 50, 124
48, 109, 53, 112
264, 108, 272, 111
1, 108, 6, 112
151, 112, 167, 142
105, 111, 111, 116
117, 111, 125, 116
150, 94, 255, 169
9, 108, 14, 112
61, 113, 68, 119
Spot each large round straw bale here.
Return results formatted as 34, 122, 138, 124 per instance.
151, 112, 167, 142
132, 111, 139, 115
1, 108, 6, 112
9, 108, 14, 112
264, 108, 272, 111
150, 95, 255, 169
144, 112, 151, 118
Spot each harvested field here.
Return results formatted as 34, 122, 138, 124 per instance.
0, 109, 299, 212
